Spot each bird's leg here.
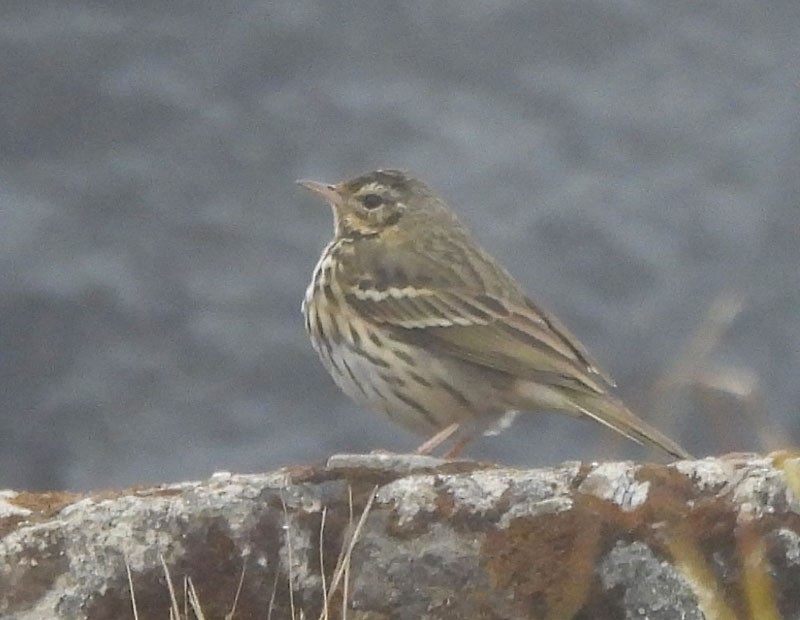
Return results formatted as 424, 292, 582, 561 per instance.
415, 422, 460, 455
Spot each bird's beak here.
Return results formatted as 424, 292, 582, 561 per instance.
297, 179, 342, 206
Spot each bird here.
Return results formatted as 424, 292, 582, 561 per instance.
298, 169, 691, 460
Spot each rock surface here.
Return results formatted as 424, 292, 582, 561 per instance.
2, 452, 799, 619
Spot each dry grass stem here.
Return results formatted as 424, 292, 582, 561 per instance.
159, 555, 181, 620
319, 485, 378, 620
224, 561, 247, 620
318, 507, 329, 620
186, 577, 207, 620
280, 493, 298, 620
125, 555, 140, 620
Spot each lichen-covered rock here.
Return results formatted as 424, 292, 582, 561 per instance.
1, 452, 799, 619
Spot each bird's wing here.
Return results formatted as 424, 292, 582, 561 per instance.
343, 283, 613, 394
337, 228, 615, 393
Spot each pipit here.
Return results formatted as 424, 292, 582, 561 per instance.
299, 169, 690, 459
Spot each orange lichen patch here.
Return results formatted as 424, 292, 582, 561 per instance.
664, 527, 740, 620
297, 463, 412, 490
635, 463, 703, 520
433, 484, 457, 518
638, 463, 746, 581
6, 490, 80, 516
1, 490, 81, 537
738, 524, 782, 620
481, 500, 604, 620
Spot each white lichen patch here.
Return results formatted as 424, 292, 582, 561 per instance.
326, 452, 446, 473
442, 464, 580, 529
59, 495, 185, 574
440, 470, 515, 515
0, 520, 61, 574
375, 465, 580, 528
162, 470, 292, 500
732, 457, 787, 521
376, 475, 438, 526
579, 462, 649, 512
499, 496, 573, 528
672, 457, 736, 492
775, 528, 800, 565
170, 471, 303, 532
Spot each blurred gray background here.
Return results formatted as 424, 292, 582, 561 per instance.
2, 0, 799, 491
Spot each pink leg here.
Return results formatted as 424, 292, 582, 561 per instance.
415, 423, 460, 455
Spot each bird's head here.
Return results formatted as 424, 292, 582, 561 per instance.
298, 169, 454, 240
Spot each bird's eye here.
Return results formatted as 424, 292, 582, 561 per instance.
361, 193, 384, 209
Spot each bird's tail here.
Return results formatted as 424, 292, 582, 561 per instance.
568, 392, 692, 460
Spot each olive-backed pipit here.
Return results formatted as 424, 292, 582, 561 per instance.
299, 169, 691, 460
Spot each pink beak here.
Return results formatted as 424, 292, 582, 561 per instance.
297, 179, 342, 205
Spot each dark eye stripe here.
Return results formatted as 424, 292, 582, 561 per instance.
362, 193, 383, 209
